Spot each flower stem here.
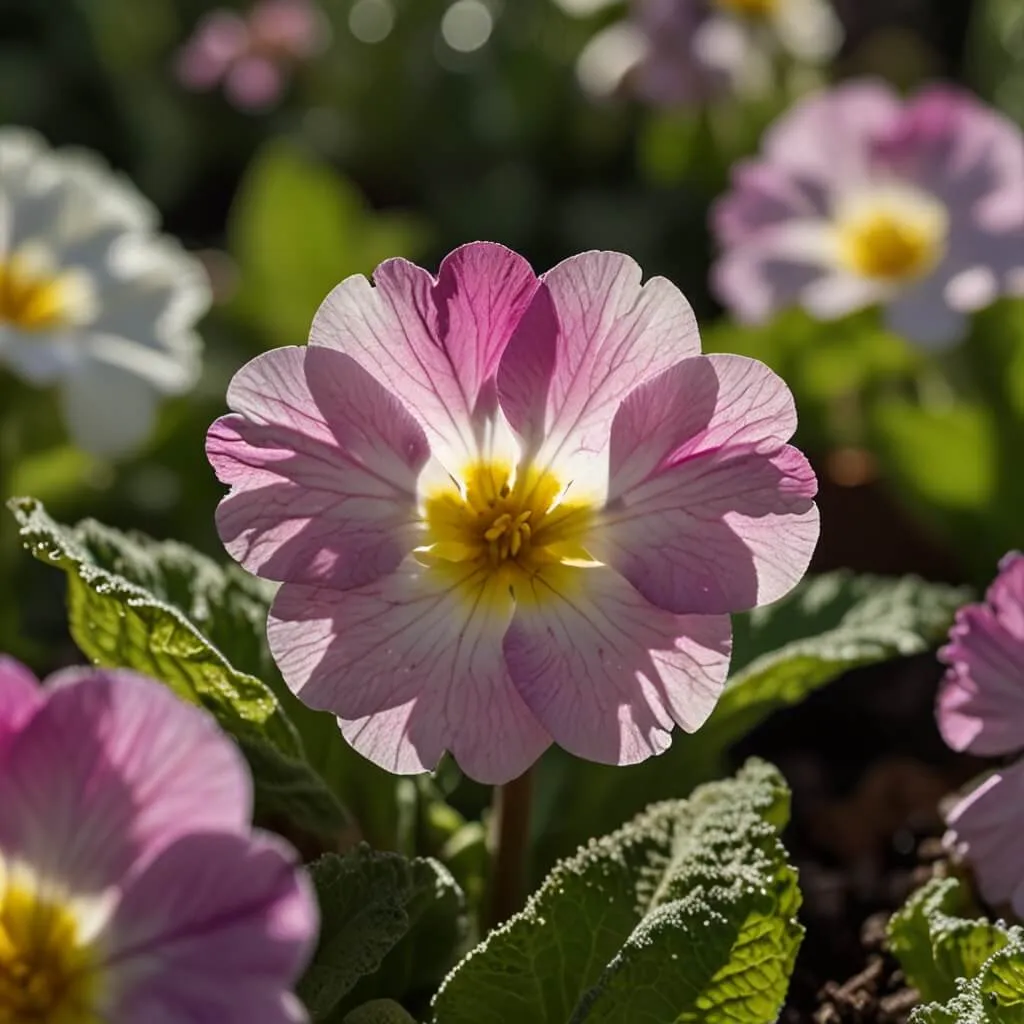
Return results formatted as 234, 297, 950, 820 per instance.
488, 767, 533, 929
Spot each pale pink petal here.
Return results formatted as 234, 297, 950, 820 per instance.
937, 552, 1024, 756
630, 0, 726, 106
872, 85, 1024, 229
250, 0, 323, 57
196, 11, 250, 62
309, 242, 539, 470
944, 265, 999, 312
497, 250, 699, 493
989, 551, 1024, 633
208, 346, 428, 590
340, 698, 439, 778
225, 56, 285, 110
0, 670, 250, 893
712, 160, 828, 247
596, 355, 818, 615
945, 765, 1024, 909
606, 354, 798, 490
103, 992, 305, 1024
0, 656, 42, 750
503, 565, 731, 764
800, 271, 888, 320
268, 559, 551, 784
175, 12, 248, 90
762, 79, 903, 188
106, 831, 315, 1024
883, 276, 967, 350
710, 220, 837, 323
175, 42, 229, 91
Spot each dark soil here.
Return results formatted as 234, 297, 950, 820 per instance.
733, 652, 982, 1022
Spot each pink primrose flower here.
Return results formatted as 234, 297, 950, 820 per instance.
945, 766, 1024, 917
630, 0, 840, 106
938, 552, 1024, 757
712, 81, 1024, 348
0, 657, 317, 1024
175, 0, 325, 111
207, 243, 820, 784
938, 554, 1024, 916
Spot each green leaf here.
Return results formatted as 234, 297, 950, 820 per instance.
712, 571, 970, 748
536, 572, 966, 872
229, 140, 426, 346
433, 760, 802, 1024
343, 1002, 418, 1024
984, 940, 1024, 1010
888, 877, 1012, 1003
300, 846, 466, 1022
42, 506, 405, 849
8, 496, 349, 841
890, 874, 1024, 1023
909, 931, 1024, 1024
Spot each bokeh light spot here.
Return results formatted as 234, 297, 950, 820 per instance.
441, 0, 494, 54
349, 0, 395, 44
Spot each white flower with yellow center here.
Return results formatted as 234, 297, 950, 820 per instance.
713, 81, 1024, 346
0, 129, 210, 456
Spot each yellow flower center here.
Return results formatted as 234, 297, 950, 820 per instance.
0, 880, 102, 1024
835, 195, 948, 283
0, 256, 76, 332
714, 0, 779, 18
422, 461, 595, 592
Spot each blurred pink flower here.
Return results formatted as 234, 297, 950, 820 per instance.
937, 553, 1024, 915
712, 81, 1024, 347
0, 657, 317, 1023
175, 0, 327, 111
629, 0, 841, 106
207, 242, 819, 784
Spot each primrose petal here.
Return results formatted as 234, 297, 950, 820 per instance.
210, 244, 818, 781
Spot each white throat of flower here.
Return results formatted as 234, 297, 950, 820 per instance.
832, 185, 949, 285
0, 857, 110, 1024
416, 449, 600, 608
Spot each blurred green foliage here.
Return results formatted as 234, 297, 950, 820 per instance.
866, 300, 1024, 578
228, 139, 428, 347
